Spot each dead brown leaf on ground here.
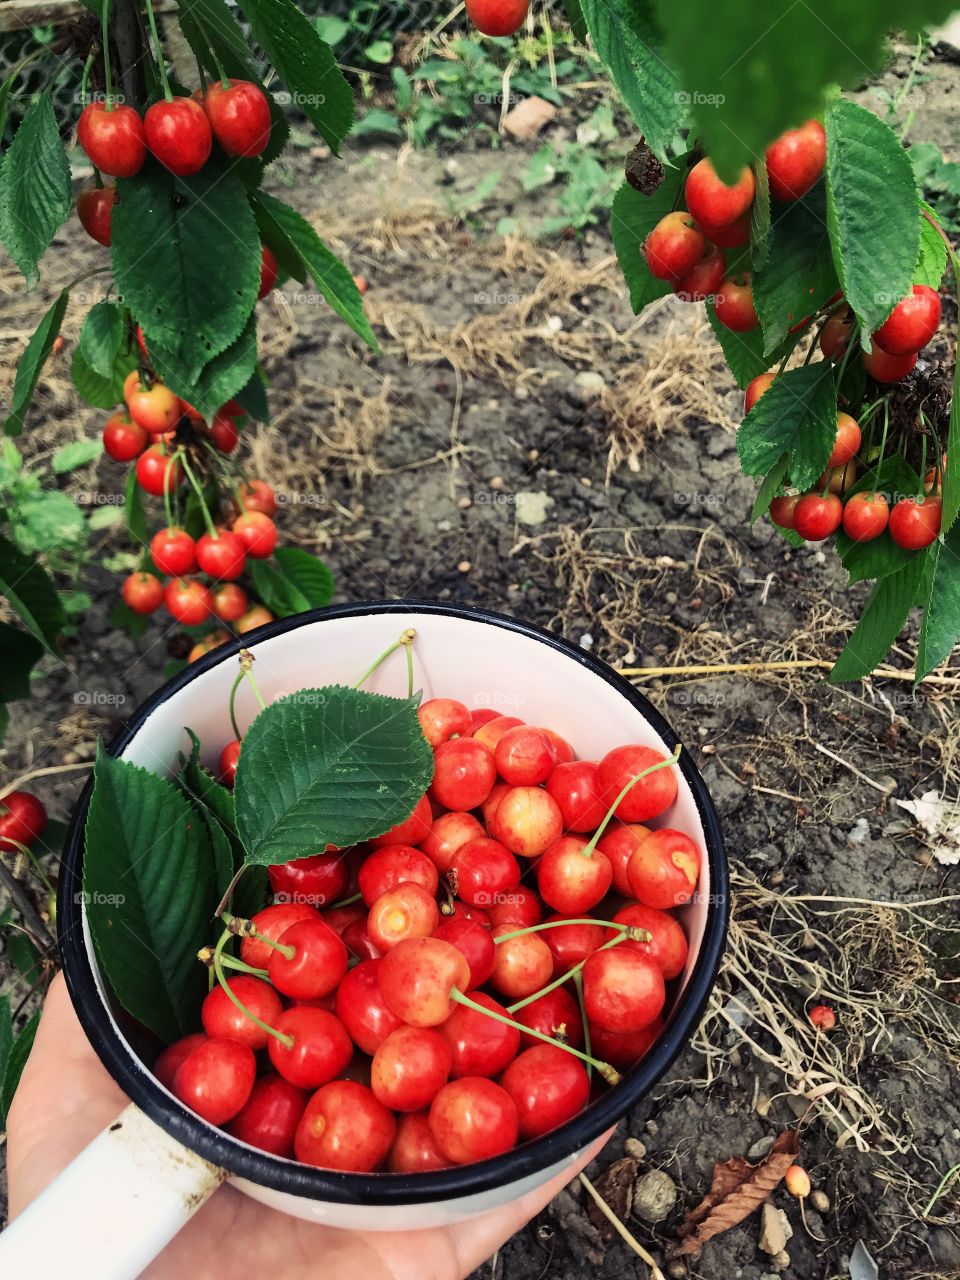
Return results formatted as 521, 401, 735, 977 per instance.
584, 1156, 640, 1241
668, 1130, 799, 1258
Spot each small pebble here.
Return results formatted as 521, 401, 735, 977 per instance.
527, 449, 539, 462
457, 561, 471, 573
771, 1250, 791, 1271
666, 1264, 687, 1279
457, 496, 472, 510
436, 520, 452, 533
633, 1169, 678, 1224
810, 1189, 830, 1213
748, 1135, 775, 1160
489, 475, 505, 491
580, 476, 592, 487
623, 1137, 647, 1160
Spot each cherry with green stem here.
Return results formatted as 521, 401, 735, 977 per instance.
506, 931, 631, 1017
209, 922, 293, 1050
492, 918, 651, 946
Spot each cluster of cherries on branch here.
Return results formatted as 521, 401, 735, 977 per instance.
644, 121, 945, 550
158, 699, 701, 1172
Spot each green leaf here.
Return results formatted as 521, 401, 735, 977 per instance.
83, 744, 215, 1043
562, 0, 588, 41
234, 367, 270, 423
653, 0, 957, 180
177, 0, 257, 76
5, 289, 69, 435
17, 490, 85, 555
0, 621, 43, 701
834, 455, 921, 584
916, 203, 948, 289
750, 160, 771, 273
109, 599, 151, 637
52, 438, 102, 474
750, 454, 789, 524
70, 341, 136, 411
249, 191, 377, 351
112, 156, 260, 381
825, 98, 920, 344
917, 521, 960, 678
79, 302, 124, 380
234, 687, 434, 866
248, 559, 302, 617
0, 532, 65, 655
737, 362, 837, 492
752, 182, 839, 355
0, 1010, 40, 1126
273, 546, 334, 608
148, 314, 258, 421
579, 0, 684, 163
0, 93, 71, 288
706, 305, 792, 390
830, 550, 930, 683
124, 468, 149, 545
610, 163, 690, 315
237, 0, 354, 154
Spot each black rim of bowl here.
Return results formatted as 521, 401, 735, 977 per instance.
59, 599, 729, 1206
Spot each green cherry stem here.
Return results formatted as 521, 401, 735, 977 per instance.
328, 890, 363, 910
573, 970, 592, 1083
143, 0, 173, 102
178, 451, 218, 538
239, 649, 267, 712
0, 838, 55, 896
353, 628, 417, 691
228, 670, 245, 742
507, 931, 630, 1015
580, 745, 682, 858
221, 912, 294, 960
449, 987, 620, 1086
493, 918, 651, 945
218, 954, 269, 979
211, 926, 292, 1047
100, 0, 114, 106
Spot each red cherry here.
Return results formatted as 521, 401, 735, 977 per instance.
367, 883, 440, 952
494, 725, 556, 786
420, 810, 485, 873
451, 837, 520, 909
239, 479, 277, 516
438, 992, 520, 1078
546, 760, 607, 833
827, 412, 861, 469
597, 745, 678, 823
862, 346, 917, 383
295, 1080, 396, 1171
627, 828, 701, 909
201, 976, 283, 1050
369, 793, 433, 849
267, 917, 348, 999
589, 1017, 663, 1068
0, 792, 47, 851
334, 958, 404, 1054
122, 571, 163, 615
219, 739, 240, 785
465, 0, 528, 35
226, 1073, 307, 1157
172, 1037, 256, 1124
673, 242, 726, 302
542, 728, 575, 764
388, 1110, 453, 1172
481, 781, 510, 830
469, 708, 500, 732
267, 1007, 353, 1089
808, 1004, 837, 1031
231, 511, 277, 559
684, 158, 756, 228
613, 903, 689, 980
792, 492, 843, 541
699, 212, 750, 248
163, 577, 211, 626
873, 284, 941, 356
342, 916, 382, 962
540, 915, 608, 974
432, 916, 497, 988
77, 186, 116, 246
643, 211, 707, 281
377, 937, 471, 1026
472, 715, 524, 752
769, 495, 800, 530
196, 530, 246, 581
536, 836, 613, 915
514, 987, 583, 1051
154, 1033, 207, 1090
744, 372, 775, 413
203, 79, 271, 157
258, 245, 278, 299
240, 902, 319, 969
144, 96, 212, 176
359, 844, 439, 906
77, 102, 146, 178
501, 1044, 590, 1140
102, 413, 147, 461
765, 120, 826, 201
820, 307, 853, 359
489, 785, 563, 857
418, 697, 472, 747
428, 1077, 519, 1164
842, 491, 889, 542
714, 272, 758, 332
209, 411, 239, 454
888, 495, 942, 549
595, 822, 650, 896
212, 583, 249, 623
150, 526, 196, 576
582, 948, 666, 1033
136, 445, 183, 496
489, 924, 553, 1000
371, 1025, 453, 1112
485, 886, 542, 929
430, 738, 496, 810
267, 850, 350, 911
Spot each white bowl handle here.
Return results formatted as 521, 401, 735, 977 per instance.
0, 1102, 225, 1278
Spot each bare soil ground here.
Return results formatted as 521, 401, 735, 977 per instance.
1, 37, 959, 1280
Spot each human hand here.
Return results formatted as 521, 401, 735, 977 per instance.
7, 974, 611, 1280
